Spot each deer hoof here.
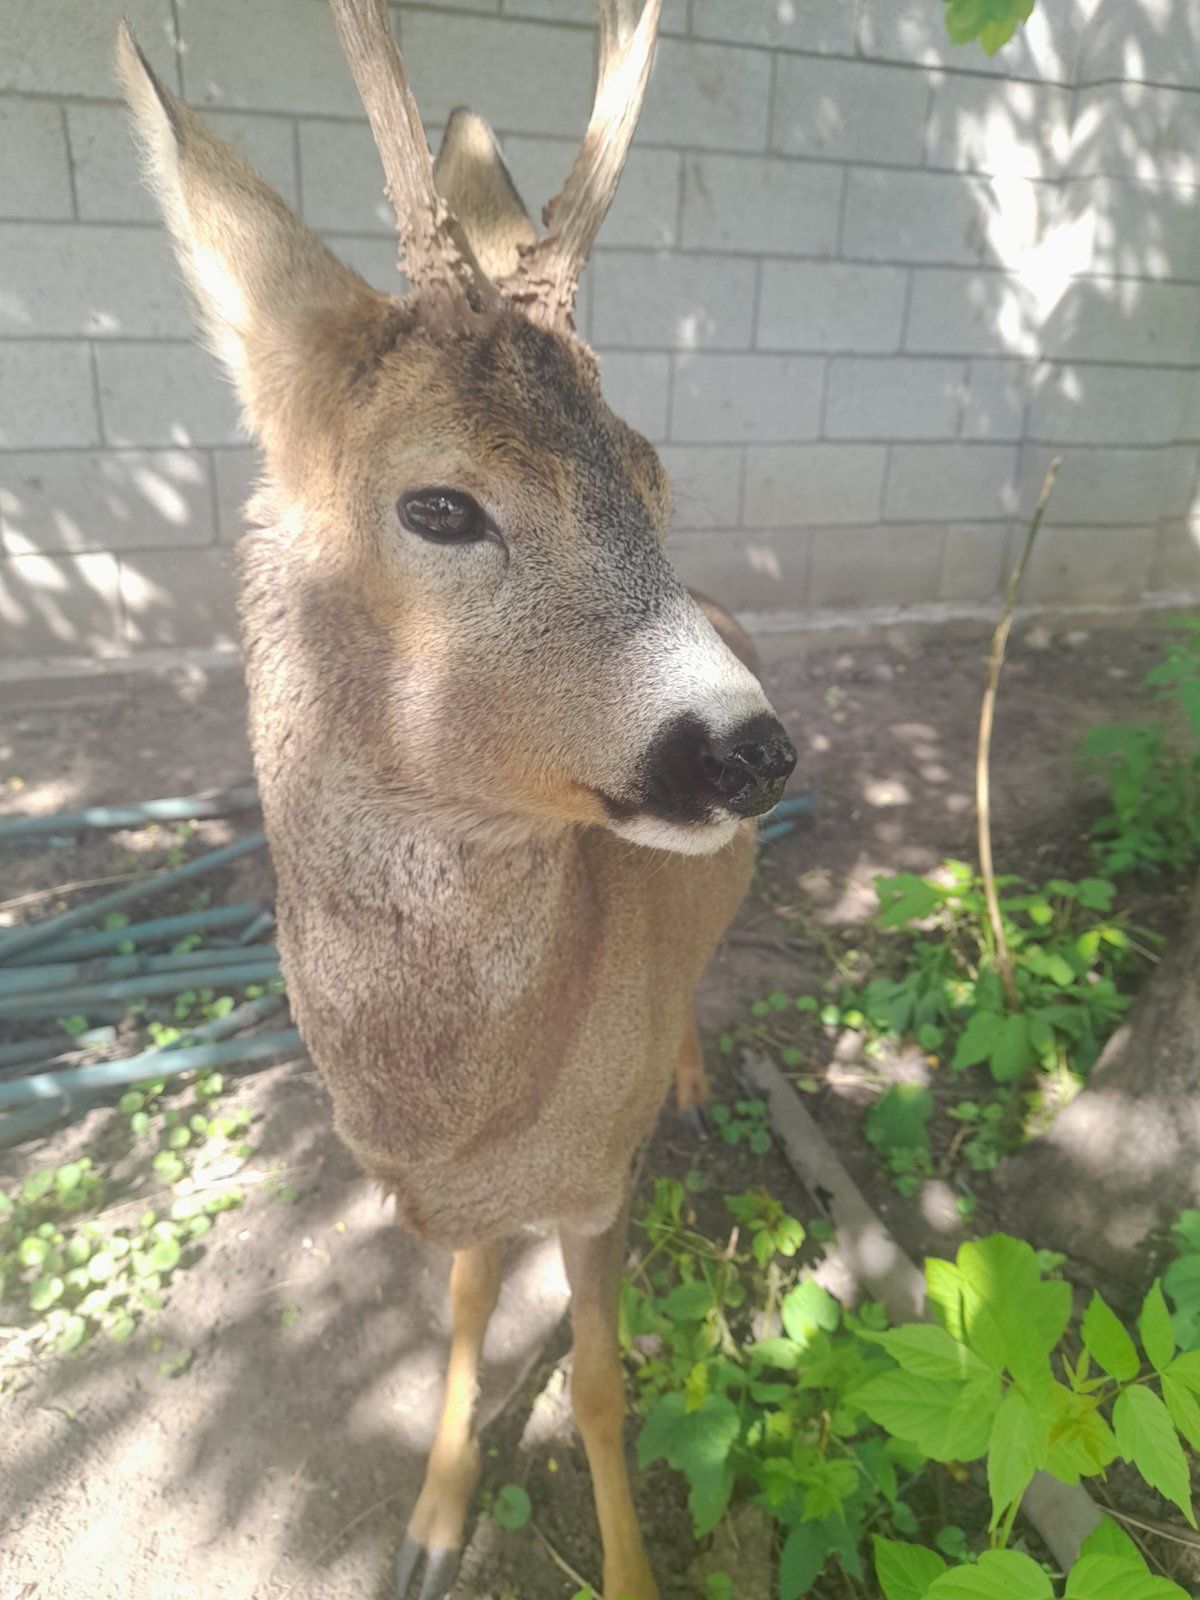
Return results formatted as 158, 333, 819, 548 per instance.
676, 1103, 711, 1142
395, 1534, 459, 1600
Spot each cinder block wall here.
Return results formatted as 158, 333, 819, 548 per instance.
1, 0, 1198, 660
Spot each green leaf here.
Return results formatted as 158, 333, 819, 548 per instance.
637, 1393, 739, 1537
954, 1235, 1071, 1383
986, 1386, 1045, 1525
875, 874, 944, 928
866, 1085, 932, 1160
1078, 1515, 1142, 1564
951, 1011, 1005, 1071
662, 1280, 714, 1321
748, 1337, 801, 1370
1042, 1382, 1118, 1482
781, 1279, 839, 1349
1082, 1293, 1139, 1381
492, 1483, 532, 1530
28, 1274, 64, 1312
925, 1549, 1052, 1598
779, 1522, 829, 1600
1160, 1373, 1200, 1451
57, 1313, 88, 1353
989, 1013, 1033, 1082
872, 1536, 947, 1600
22, 1169, 54, 1203
18, 1235, 48, 1269
1112, 1384, 1196, 1526
1139, 1279, 1175, 1372
1063, 1554, 1190, 1599
863, 1324, 990, 1383
857, 1365, 999, 1462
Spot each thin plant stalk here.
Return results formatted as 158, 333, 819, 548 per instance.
977, 457, 1061, 1013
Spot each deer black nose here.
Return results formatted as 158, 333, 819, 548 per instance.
699, 715, 797, 818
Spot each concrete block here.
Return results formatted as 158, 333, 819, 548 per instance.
691, 0, 857, 53
757, 262, 907, 354
680, 154, 841, 257
906, 269, 1040, 357
0, 551, 123, 658
857, 0, 1081, 81
842, 169, 1040, 268
669, 529, 810, 614
70, 105, 299, 224
96, 342, 243, 448
299, 120, 393, 235
323, 235, 408, 297
178, 0, 360, 115
1019, 444, 1198, 524
590, 252, 756, 351
1076, 0, 1200, 93
0, 344, 99, 449
961, 360, 1029, 441
1053, 177, 1200, 284
399, 12, 594, 137
925, 76, 1072, 179
0, 100, 72, 220
671, 356, 825, 444
885, 444, 1018, 521
1, 449, 215, 555
772, 57, 928, 168
499, 0, 689, 28
1184, 372, 1200, 441
0, 223, 192, 338
742, 445, 887, 526
825, 357, 963, 441
502, 139, 681, 249
1069, 83, 1200, 185
1150, 518, 1200, 592
120, 547, 239, 648
1041, 279, 1200, 367
658, 447, 743, 530
0, 0, 178, 97
596, 352, 671, 441
213, 447, 263, 544
940, 522, 1011, 602
1019, 525, 1154, 605
635, 38, 771, 154
1028, 364, 1190, 446
808, 524, 946, 608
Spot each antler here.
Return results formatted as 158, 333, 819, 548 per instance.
500, 0, 663, 326
329, 0, 492, 309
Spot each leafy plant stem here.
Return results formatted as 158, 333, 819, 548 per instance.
976, 454, 1061, 1014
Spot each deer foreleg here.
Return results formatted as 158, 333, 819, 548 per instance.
561, 1209, 659, 1600
673, 1013, 710, 1138
397, 1240, 502, 1600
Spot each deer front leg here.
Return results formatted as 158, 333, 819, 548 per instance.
561, 1208, 659, 1600
396, 1240, 502, 1600
673, 1013, 710, 1140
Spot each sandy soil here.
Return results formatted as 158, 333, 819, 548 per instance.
0, 618, 1183, 1600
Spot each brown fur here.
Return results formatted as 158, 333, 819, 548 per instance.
117, 13, 783, 1595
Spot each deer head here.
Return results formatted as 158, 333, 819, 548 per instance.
116, 2, 795, 856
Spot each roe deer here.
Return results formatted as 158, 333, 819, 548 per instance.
117, 4, 796, 1595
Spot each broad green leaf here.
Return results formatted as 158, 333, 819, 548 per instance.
1161, 1373, 1200, 1450
797, 1457, 858, 1521
926, 1257, 967, 1343
1164, 1253, 1200, 1347
492, 1484, 532, 1530
857, 1366, 1000, 1462
1063, 1553, 1190, 1599
779, 1522, 829, 1600
1138, 1280, 1175, 1372
1082, 1293, 1139, 1381
781, 1279, 839, 1349
748, 1337, 801, 1370
863, 1323, 990, 1383
989, 1013, 1033, 1082
1079, 1516, 1142, 1564
865, 1085, 932, 1160
872, 1536, 947, 1600
924, 1549, 1053, 1598
955, 1236, 1071, 1383
1043, 1382, 1118, 1483
875, 873, 945, 928
986, 1386, 1046, 1525
1166, 1349, 1200, 1394
1112, 1384, 1196, 1526
637, 1393, 739, 1537
951, 1011, 1005, 1071
662, 1280, 714, 1321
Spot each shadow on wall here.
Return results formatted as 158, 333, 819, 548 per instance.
0, 0, 1198, 656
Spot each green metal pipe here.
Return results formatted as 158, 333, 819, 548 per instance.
0, 784, 260, 839
0, 832, 267, 964
7, 902, 262, 965
0, 944, 279, 998
0, 961, 280, 1020
0, 1026, 117, 1070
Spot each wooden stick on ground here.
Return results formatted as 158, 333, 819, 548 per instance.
977, 457, 1061, 1011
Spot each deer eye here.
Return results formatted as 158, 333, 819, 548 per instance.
398, 488, 489, 544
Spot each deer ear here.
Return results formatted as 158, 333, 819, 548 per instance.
434, 109, 536, 282
115, 22, 376, 456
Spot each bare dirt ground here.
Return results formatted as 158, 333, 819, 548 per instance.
0, 620, 1183, 1600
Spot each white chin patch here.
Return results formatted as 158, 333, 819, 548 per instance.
606, 812, 741, 857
